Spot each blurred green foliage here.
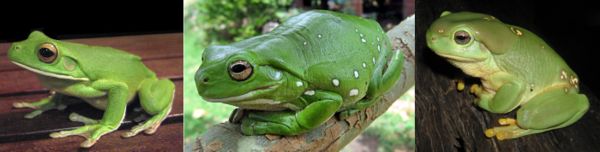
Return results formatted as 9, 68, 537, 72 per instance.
364, 87, 416, 151
187, 0, 296, 45
183, 29, 235, 139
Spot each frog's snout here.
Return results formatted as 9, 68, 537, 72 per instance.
425, 33, 436, 48
11, 44, 22, 51
195, 69, 210, 93
7, 44, 23, 60
197, 74, 209, 85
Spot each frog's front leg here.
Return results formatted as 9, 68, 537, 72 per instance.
122, 78, 174, 137
485, 89, 589, 140
13, 93, 72, 119
241, 90, 342, 135
50, 80, 129, 148
472, 81, 524, 113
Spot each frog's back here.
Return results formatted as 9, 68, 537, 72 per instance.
494, 26, 579, 92
62, 41, 156, 81
266, 10, 392, 104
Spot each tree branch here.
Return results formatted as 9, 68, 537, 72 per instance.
195, 15, 415, 152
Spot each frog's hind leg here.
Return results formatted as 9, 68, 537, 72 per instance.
369, 47, 404, 98
485, 89, 589, 140
13, 93, 74, 119
339, 49, 404, 119
122, 79, 174, 138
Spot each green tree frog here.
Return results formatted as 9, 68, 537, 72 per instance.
8, 31, 175, 147
426, 11, 589, 140
195, 10, 403, 135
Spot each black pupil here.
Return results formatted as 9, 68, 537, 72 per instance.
231, 64, 246, 73
39, 48, 55, 58
455, 31, 470, 44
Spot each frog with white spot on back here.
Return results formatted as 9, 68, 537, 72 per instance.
195, 10, 403, 135
427, 11, 589, 140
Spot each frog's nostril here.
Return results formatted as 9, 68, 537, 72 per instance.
203, 77, 209, 83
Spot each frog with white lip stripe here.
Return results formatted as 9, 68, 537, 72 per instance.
195, 10, 403, 135
8, 31, 175, 148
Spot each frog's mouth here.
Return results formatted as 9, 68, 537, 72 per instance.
11, 61, 89, 81
435, 53, 485, 63
202, 85, 278, 102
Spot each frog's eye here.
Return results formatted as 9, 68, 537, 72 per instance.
454, 30, 471, 45
38, 43, 58, 63
229, 60, 253, 81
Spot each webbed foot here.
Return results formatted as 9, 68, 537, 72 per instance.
50, 124, 117, 148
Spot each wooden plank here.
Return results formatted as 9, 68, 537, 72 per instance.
0, 57, 182, 96
0, 80, 183, 141
0, 33, 182, 72
0, 123, 183, 151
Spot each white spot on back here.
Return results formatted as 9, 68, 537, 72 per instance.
377, 37, 380, 42
273, 71, 282, 80
354, 70, 359, 79
378, 45, 381, 52
296, 81, 303, 87
303, 41, 307, 46
360, 33, 364, 37
349, 89, 359, 96
317, 34, 322, 38
304, 90, 315, 96
560, 70, 567, 80
355, 29, 359, 32
372, 57, 376, 64
362, 63, 367, 68
332, 79, 340, 87
361, 38, 366, 43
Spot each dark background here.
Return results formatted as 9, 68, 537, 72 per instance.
416, 0, 600, 151
0, 1, 182, 42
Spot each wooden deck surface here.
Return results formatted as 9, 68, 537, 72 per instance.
0, 33, 183, 151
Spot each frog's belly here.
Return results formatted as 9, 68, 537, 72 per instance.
82, 97, 109, 110
79, 96, 135, 110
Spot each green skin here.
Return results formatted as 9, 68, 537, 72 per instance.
195, 10, 403, 135
426, 11, 589, 140
8, 31, 175, 148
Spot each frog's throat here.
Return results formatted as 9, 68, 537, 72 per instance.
202, 85, 278, 102
11, 61, 90, 81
